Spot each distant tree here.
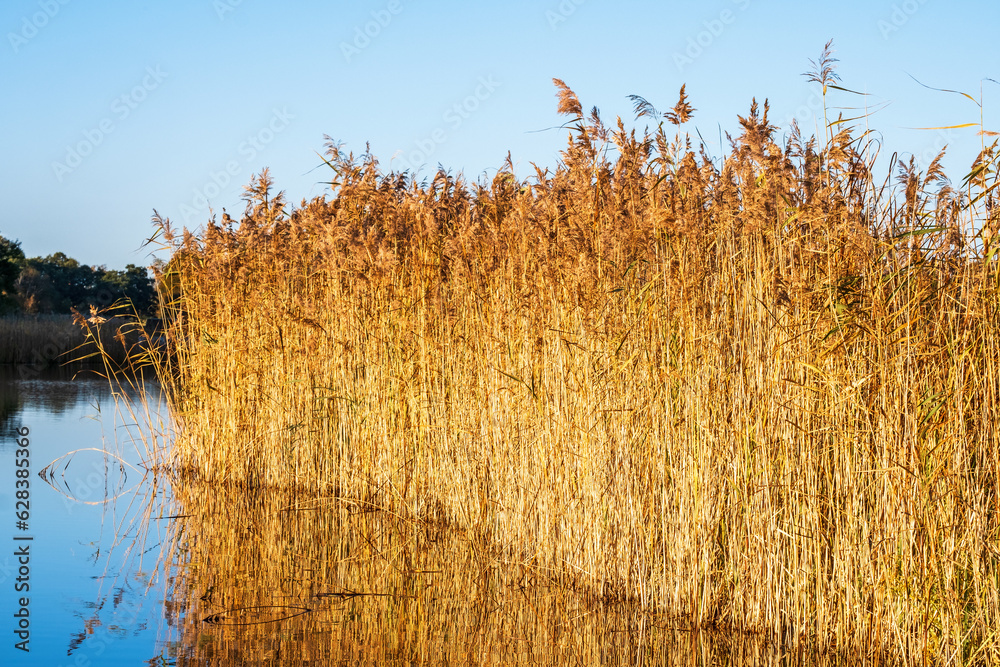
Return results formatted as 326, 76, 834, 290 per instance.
18, 253, 88, 312
14, 252, 158, 316
98, 264, 158, 315
0, 233, 25, 314
49, 253, 94, 310
14, 265, 57, 313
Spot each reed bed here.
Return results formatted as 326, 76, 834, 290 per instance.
0, 314, 86, 366
0, 313, 147, 368
150, 72, 1000, 661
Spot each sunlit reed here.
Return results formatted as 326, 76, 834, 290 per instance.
145, 67, 1000, 662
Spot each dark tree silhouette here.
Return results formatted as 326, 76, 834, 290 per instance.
0, 232, 25, 314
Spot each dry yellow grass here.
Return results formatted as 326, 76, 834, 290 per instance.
142, 69, 1000, 662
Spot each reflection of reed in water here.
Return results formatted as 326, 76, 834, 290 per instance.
0, 370, 21, 433
160, 482, 897, 666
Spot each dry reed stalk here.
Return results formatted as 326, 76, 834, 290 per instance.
143, 72, 1000, 662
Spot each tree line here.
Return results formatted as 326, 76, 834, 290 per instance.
0, 232, 157, 316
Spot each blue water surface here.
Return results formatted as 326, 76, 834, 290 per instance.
0, 366, 174, 666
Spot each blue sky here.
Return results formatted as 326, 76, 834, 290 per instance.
1, 0, 997, 270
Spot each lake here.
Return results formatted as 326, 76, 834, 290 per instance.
0, 365, 173, 665
0, 367, 894, 666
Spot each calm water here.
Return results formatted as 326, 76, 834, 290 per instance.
0, 366, 173, 666
0, 367, 898, 666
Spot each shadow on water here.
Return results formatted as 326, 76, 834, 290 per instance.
157, 481, 905, 666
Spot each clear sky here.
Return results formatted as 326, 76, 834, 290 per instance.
1, 0, 997, 270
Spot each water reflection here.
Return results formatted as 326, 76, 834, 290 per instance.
161, 482, 899, 666
0, 364, 106, 424
0, 381, 17, 435
0, 368, 907, 665
0, 366, 172, 666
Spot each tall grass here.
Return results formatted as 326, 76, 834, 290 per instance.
150, 68, 1000, 661
0, 313, 149, 368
